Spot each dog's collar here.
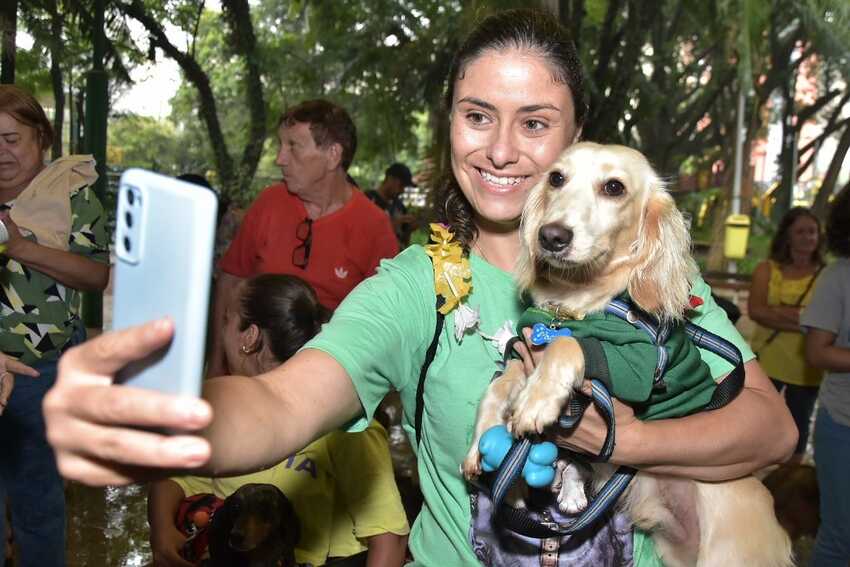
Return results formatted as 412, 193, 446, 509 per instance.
538, 302, 587, 322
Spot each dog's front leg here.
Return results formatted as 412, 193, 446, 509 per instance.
510, 336, 584, 437
551, 459, 591, 513
462, 359, 528, 480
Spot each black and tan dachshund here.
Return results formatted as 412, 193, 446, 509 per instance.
208, 483, 300, 567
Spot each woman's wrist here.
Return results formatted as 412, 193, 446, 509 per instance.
610, 417, 650, 466
4, 236, 35, 261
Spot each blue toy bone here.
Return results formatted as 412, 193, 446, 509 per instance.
478, 425, 557, 488
530, 323, 573, 346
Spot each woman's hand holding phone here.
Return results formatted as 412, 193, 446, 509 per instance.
43, 318, 213, 486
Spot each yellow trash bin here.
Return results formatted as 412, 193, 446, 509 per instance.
724, 214, 751, 259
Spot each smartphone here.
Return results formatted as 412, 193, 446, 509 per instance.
112, 168, 218, 396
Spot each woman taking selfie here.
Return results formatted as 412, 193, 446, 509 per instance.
44, 10, 794, 566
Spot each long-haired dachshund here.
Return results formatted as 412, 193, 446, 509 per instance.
208, 483, 300, 567
463, 142, 793, 567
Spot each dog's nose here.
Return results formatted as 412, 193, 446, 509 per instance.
538, 223, 573, 252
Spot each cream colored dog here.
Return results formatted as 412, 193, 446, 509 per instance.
463, 142, 793, 567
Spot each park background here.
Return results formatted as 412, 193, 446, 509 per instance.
2, 0, 850, 565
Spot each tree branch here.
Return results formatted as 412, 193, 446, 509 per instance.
116, 0, 235, 189
796, 88, 842, 125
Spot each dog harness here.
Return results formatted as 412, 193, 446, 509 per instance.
486, 297, 745, 538
517, 296, 729, 420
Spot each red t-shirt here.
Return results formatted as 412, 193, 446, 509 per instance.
219, 183, 399, 309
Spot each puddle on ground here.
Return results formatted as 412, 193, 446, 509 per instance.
65, 483, 151, 566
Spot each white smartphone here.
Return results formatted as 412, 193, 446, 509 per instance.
112, 168, 218, 396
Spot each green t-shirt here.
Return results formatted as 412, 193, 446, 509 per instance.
0, 185, 109, 365
306, 246, 754, 567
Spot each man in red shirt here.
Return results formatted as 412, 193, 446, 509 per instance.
208, 100, 398, 377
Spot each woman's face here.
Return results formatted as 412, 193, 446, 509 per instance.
450, 48, 578, 229
0, 112, 44, 193
788, 215, 820, 258
222, 281, 252, 377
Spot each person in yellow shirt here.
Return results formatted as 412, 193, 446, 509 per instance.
749, 206, 825, 462
147, 274, 408, 567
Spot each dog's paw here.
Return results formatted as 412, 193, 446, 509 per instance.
510, 381, 566, 436
555, 462, 589, 514
461, 448, 482, 480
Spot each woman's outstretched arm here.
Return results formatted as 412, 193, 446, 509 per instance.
44, 318, 363, 485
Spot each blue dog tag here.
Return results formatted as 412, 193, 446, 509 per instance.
530, 323, 573, 346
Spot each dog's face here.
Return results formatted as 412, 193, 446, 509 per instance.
523, 142, 655, 269
210, 482, 299, 566
516, 142, 695, 318
227, 484, 285, 551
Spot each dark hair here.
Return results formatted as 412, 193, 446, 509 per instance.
278, 99, 357, 171
0, 85, 54, 151
433, 9, 587, 250
177, 173, 212, 189
769, 206, 823, 265
238, 274, 330, 363
177, 172, 230, 226
826, 186, 850, 258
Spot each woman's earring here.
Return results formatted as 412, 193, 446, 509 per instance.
241, 344, 251, 354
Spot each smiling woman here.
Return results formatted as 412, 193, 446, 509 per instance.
42, 10, 795, 567
449, 50, 577, 234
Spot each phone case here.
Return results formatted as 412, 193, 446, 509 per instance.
112, 168, 218, 396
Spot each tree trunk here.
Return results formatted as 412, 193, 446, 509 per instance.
773, 70, 798, 224
0, 0, 16, 84
48, 0, 65, 159
812, 120, 850, 219
221, 0, 267, 198
120, 0, 266, 199
75, 89, 85, 154
706, 198, 730, 272
119, 0, 236, 193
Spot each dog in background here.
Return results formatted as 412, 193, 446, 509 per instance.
762, 463, 820, 542
208, 483, 300, 567
463, 142, 793, 567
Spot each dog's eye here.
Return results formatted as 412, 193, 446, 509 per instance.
548, 170, 565, 188
602, 179, 625, 197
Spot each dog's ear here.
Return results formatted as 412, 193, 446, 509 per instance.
273, 490, 299, 545
276, 491, 300, 565
515, 181, 548, 293
627, 185, 696, 320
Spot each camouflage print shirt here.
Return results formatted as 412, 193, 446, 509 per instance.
0, 185, 109, 365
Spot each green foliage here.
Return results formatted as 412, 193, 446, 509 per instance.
12, 48, 52, 98
23, 0, 849, 217
140, 0, 534, 201
107, 113, 201, 175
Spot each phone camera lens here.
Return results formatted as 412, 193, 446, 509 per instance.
123, 236, 132, 252
125, 212, 133, 228
127, 190, 135, 205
